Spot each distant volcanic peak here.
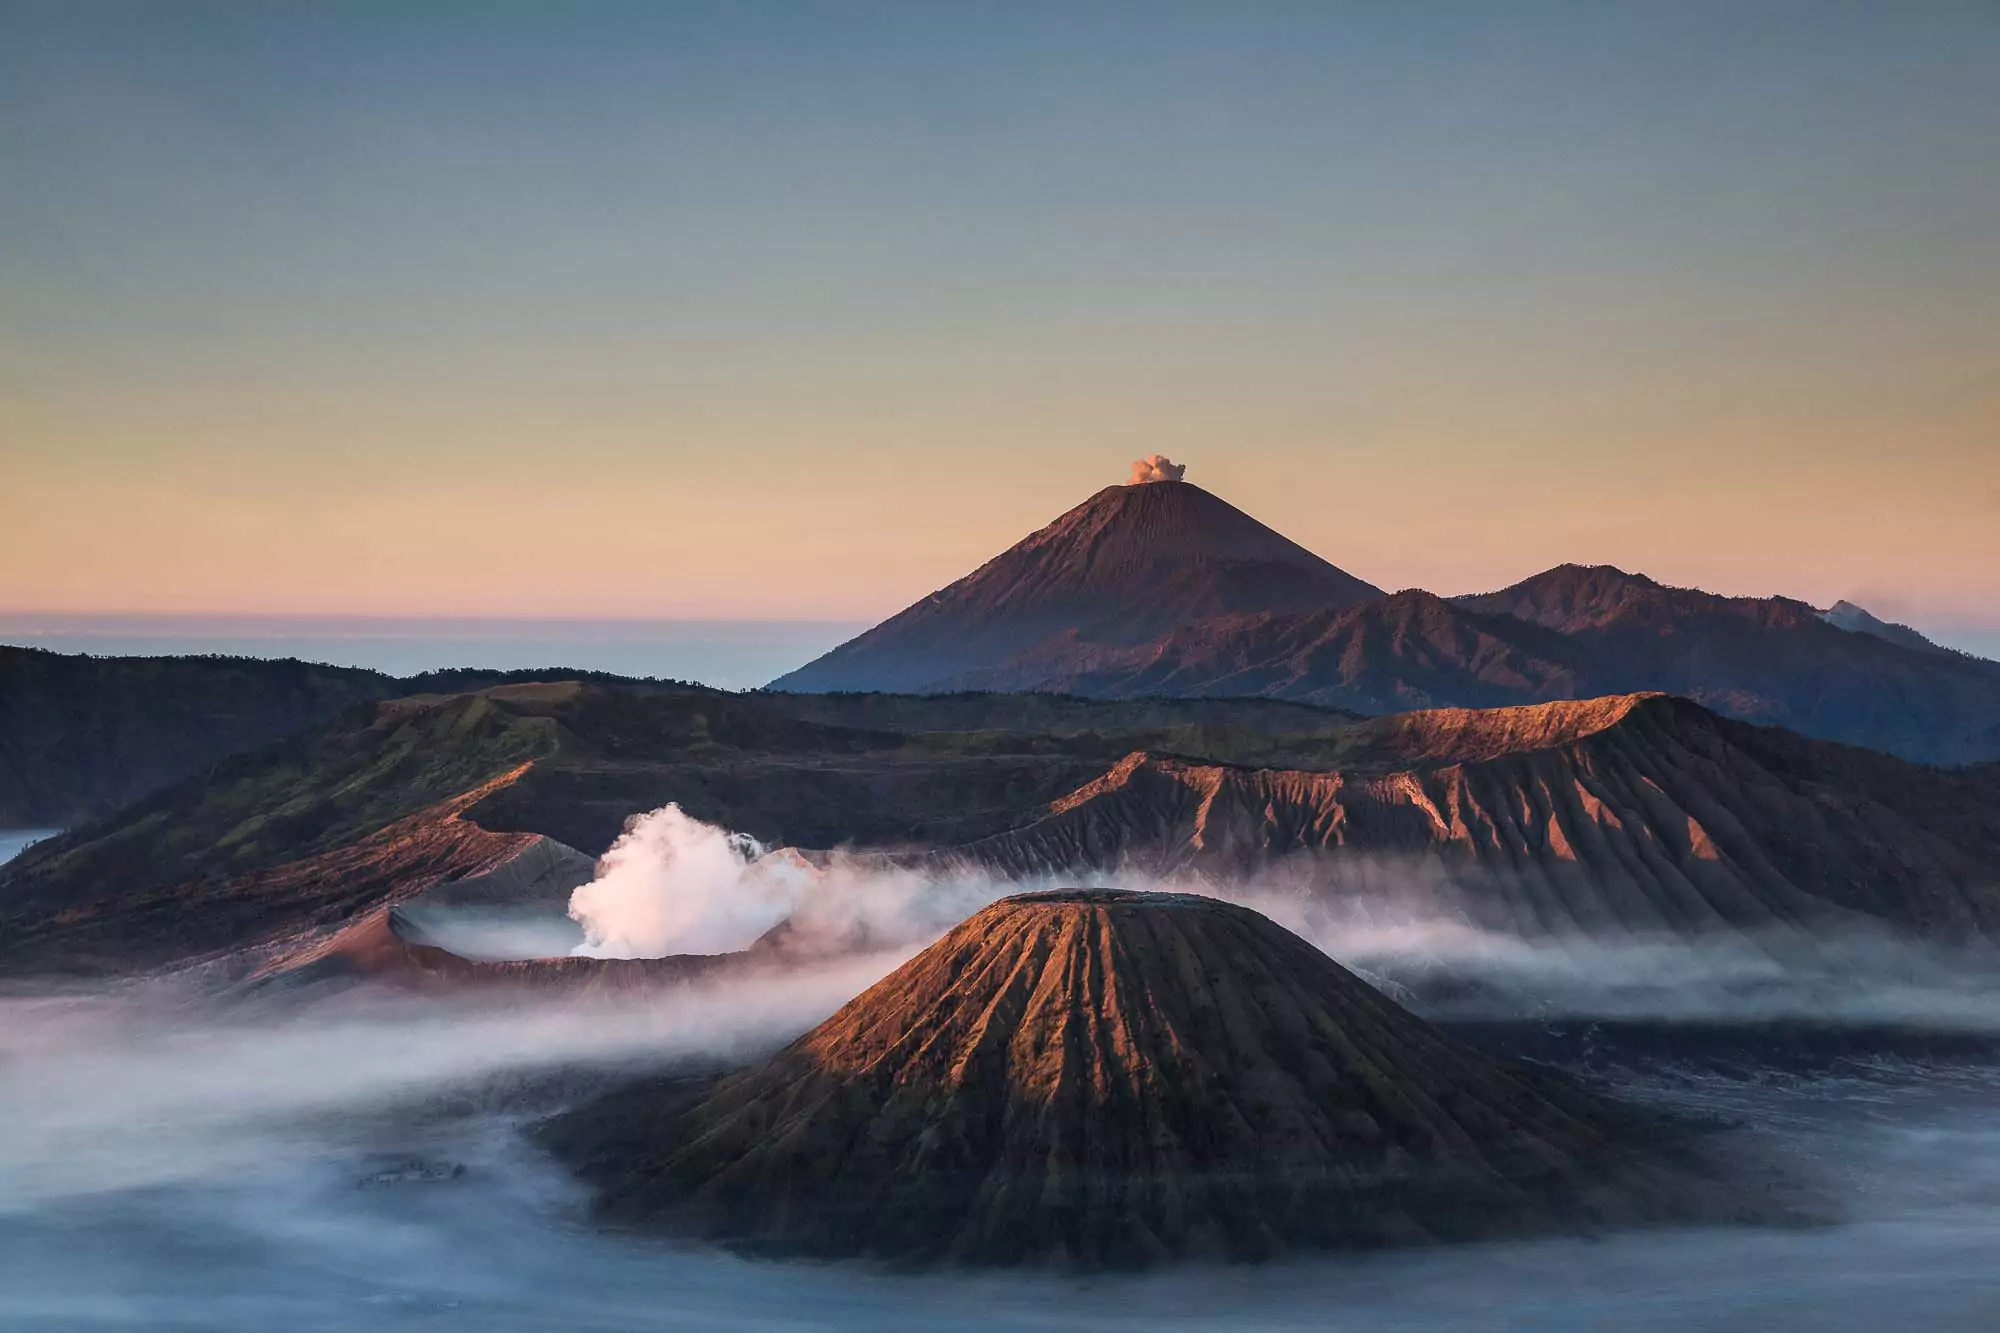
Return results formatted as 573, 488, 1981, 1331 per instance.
1030, 478, 1339, 571
1502, 562, 1669, 599
1467, 563, 1823, 627
543, 887, 1764, 1266
768, 477, 1382, 693
1822, 600, 1950, 656
1459, 562, 1667, 620
1554, 561, 1653, 582
1538, 561, 1659, 588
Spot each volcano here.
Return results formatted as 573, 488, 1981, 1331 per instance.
540, 889, 1764, 1267
763, 473, 2000, 762
769, 476, 1383, 694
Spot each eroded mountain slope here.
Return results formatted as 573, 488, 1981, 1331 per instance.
920, 695, 2000, 940
541, 890, 1771, 1266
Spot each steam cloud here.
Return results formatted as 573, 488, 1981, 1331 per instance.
568, 805, 797, 957
561, 806, 2000, 1033
1129, 454, 1187, 484
567, 803, 1007, 959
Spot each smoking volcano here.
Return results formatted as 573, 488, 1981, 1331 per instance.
540, 889, 1769, 1267
768, 471, 1384, 694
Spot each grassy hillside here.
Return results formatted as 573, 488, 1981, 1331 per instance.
0, 648, 398, 826
0, 645, 705, 826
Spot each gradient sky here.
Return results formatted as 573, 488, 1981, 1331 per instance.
3, 2, 1996, 646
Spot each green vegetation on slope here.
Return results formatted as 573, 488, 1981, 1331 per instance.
0, 645, 712, 827
0, 648, 398, 826
4, 690, 559, 917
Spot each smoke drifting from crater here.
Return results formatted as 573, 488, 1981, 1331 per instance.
568, 804, 795, 957
1128, 454, 1187, 484
559, 807, 2000, 1033
566, 803, 1012, 959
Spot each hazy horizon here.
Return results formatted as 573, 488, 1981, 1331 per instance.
0, 611, 870, 687
5, 579, 1999, 670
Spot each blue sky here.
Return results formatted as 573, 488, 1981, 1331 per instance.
3, 2, 1996, 647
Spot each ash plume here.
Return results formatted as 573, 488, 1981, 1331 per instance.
1128, 453, 1187, 484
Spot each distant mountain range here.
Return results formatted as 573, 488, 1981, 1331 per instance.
8, 682, 1998, 976
5, 476, 1994, 841
773, 478, 2000, 765
0, 647, 699, 826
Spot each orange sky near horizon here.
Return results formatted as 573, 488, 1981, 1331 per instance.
6, 387, 1995, 635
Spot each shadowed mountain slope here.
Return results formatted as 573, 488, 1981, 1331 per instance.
905, 573, 2000, 765
770, 480, 1383, 694
0, 647, 398, 826
1048, 588, 1586, 710
8, 685, 1997, 977
1455, 565, 2000, 762
923, 695, 2000, 941
0, 644, 712, 827
540, 889, 1770, 1267
1821, 599, 1954, 657
752, 689, 1365, 735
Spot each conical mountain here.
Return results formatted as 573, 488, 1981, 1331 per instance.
540, 889, 1762, 1267
769, 478, 1383, 694
1822, 599, 1953, 657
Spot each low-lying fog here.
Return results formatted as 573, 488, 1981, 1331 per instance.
6, 975, 2000, 1330
6, 804, 2000, 1329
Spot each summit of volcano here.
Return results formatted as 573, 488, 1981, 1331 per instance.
770, 467, 1384, 695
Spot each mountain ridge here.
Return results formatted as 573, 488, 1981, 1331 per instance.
9, 684, 1999, 976
903, 692, 2000, 941
0, 645, 711, 826
768, 478, 2000, 764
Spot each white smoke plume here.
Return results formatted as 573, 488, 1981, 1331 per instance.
567, 804, 1011, 959
562, 805, 2000, 1033
568, 805, 799, 957
1128, 454, 1187, 484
